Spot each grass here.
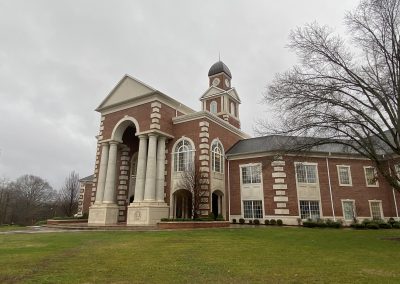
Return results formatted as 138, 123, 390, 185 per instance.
0, 225, 27, 232
1, 227, 400, 283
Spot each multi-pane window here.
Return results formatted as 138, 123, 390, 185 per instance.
211, 141, 223, 173
299, 200, 320, 220
337, 165, 352, 186
241, 165, 261, 184
243, 200, 263, 218
370, 201, 383, 220
210, 101, 217, 114
342, 201, 355, 221
296, 163, 317, 184
174, 140, 194, 172
364, 166, 378, 186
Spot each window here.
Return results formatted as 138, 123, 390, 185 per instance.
369, 201, 383, 220
210, 101, 217, 114
364, 166, 378, 186
337, 165, 352, 186
211, 141, 224, 173
395, 164, 400, 183
299, 200, 320, 220
230, 102, 235, 116
342, 200, 355, 221
243, 200, 263, 218
174, 139, 194, 172
241, 165, 261, 184
296, 163, 317, 184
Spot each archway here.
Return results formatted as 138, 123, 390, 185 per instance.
173, 189, 192, 219
212, 190, 224, 219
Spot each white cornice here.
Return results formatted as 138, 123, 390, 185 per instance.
97, 91, 195, 115
226, 150, 371, 161
172, 111, 250, 139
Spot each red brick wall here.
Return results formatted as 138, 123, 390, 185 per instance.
228, 154, 399, 219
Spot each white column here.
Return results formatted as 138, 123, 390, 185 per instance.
133, 135, 148, 202
144, 133, 158, 201
102, 141, 119, 204
155, 136, 166, 202
94, 142, 109, 205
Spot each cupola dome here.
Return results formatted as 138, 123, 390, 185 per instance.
208, 61, 232, 78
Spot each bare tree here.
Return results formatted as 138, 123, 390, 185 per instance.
12, 174, 56, 225
177, 166, 208, 219
59, 171, 80, 217
259, 0, 400, 190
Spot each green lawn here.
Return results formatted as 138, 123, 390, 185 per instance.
1, 227, 400, 283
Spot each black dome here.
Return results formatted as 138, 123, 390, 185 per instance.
208, 61, 232, 78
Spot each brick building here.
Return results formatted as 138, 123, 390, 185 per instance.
81, 61, 400, 225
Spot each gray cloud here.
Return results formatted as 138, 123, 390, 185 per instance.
0, 0, 359, 188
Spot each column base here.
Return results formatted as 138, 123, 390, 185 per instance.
127, 202, 169, 226
88, 204, 119, 225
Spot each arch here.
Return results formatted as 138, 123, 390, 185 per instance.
111, 116, 140, 142
172, 137, 196, 172
172, 189, 192, 219
210, 139, 225, 173
210, 100, 217, 114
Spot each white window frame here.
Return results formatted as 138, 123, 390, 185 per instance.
369, 200, 383, 220
211, 140, 224, 173
364, 166, 379, 187
341, 199, 356, 221
295, 162, 318, 185
299, 200, 321, 220
172, 138, 195, 172
210, 100, 217, 114
242, 200, 263, 219
337, 165, 352, 186
240, 164, 262, 185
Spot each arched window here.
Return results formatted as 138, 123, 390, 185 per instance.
230, 102, 235, 116
174, 139, 194, 172
210, 101, 217, 114
211, 141, 224, 173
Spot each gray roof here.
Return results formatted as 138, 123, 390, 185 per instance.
79, 174, 94, 182
208, 61, 232, 78
226, 135, 359, 156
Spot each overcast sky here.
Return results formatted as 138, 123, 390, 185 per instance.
0, 0, 359, 189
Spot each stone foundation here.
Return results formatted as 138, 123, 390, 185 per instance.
126, 202, 169, 225
88, 204, 119, 225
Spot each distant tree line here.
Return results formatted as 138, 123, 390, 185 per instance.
0, 171, 80, 225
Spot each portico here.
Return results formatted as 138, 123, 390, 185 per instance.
88, 118, 170, 226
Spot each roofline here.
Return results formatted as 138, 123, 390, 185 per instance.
172, 111, 251, 139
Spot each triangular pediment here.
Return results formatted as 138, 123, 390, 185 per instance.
227, 88, 241, 103
199, 86, 225, 100
97, 75, 156, 111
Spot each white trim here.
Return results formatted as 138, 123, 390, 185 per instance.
294, 162, 319, 185
172, 111, 250, 139
171, 137, 196, 173
110, 116, 140, 142
210, 138, 225, 174
239, 163, 264, 219
364, 166, 379, 187
341, 199, 356, 221
368, 200, 384, 219
336, 165, 353, 186
226, 151, 372, 161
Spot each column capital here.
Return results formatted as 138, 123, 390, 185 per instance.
137, 134, 148, 140
158, 135, 167, 142
148, 133, 158, 138
100, 141, 110, 147
109, 140, 119, 145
